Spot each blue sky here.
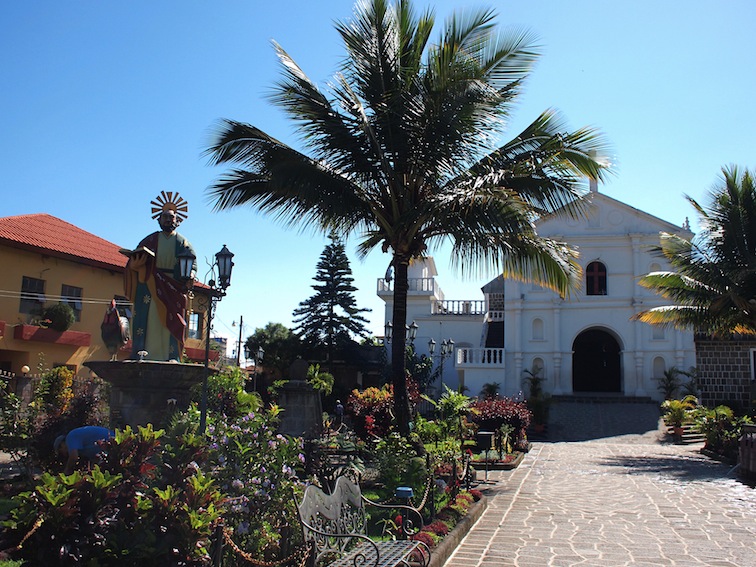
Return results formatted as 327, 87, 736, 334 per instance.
2, 0, 754, 354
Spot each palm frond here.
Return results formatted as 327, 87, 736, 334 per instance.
636, 165, 756, 336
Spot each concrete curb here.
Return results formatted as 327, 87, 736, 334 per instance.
427, 495, 488, 567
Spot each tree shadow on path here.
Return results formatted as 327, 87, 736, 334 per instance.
596, 452, 740, 483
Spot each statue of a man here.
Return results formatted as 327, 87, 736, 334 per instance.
123, 192, 196, 361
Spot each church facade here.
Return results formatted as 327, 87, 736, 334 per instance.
379, 185, 696, 402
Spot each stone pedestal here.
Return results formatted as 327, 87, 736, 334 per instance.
85, 360, 206, 429
278, 380, 322, 437
277, 359, 322, 437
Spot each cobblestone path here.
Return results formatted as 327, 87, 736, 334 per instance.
446, 433, 755, 566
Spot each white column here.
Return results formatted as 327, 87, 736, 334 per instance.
513, 292, 523, 394
630, 235, 647, 396
634, 353, 647, 396
552, 300, 564, 394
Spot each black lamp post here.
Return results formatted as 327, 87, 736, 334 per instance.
408, 321, 419, 345
428, 337, 454, 390
253, 346, 264, 393
384, 321, 393, 343
195, 245, 234, 435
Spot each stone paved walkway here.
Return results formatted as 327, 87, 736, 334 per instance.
446, 432, 756, 566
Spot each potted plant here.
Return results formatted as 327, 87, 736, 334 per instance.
522, 365, 550, 432
41, 302, 76, 332
657, 367, 681, 400
661, 396, 697, 438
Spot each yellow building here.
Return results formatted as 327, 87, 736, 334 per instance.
0, 213, 211, 381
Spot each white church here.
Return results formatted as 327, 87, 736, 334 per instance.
378, 183, 696, 403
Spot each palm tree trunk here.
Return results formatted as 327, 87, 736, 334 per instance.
391, 256, 411, 435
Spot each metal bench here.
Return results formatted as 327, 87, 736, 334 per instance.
295, 476, 431, 567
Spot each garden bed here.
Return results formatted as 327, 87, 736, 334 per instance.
470, 451, 525, 470
426, 495, 487, 567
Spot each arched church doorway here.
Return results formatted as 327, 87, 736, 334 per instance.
572, 329, 622, 393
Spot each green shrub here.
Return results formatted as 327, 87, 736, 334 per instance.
695, 404, 751, 461
190, 366, 260, 419
346, 377, 421, 439
35, 365, 74, 413
41, 303, 76, 332
4, 425, 223, 566
470, 397, 531, 451
373, 433, 427, 491
205, 404, 305, 562
661, 396, 697, 427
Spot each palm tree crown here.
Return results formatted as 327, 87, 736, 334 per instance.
635, 165, 756, 337
205, 0, 610, 433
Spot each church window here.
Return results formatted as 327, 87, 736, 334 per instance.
532, 318, 544, 340
652, 356, 666, 379
586, 261, 607, 295
652, 326, 665, 340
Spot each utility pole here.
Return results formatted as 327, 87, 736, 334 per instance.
235, 315, 243, 366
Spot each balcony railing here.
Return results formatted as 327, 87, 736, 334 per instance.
455, 347, 505, 368
377, 278, 444, 299
486, 310, 505, 322
431, 300, 485, 316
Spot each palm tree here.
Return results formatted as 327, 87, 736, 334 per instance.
204, 0, 610, 434
635, 165, 756, 337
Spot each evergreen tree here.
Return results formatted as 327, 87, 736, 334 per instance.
293, 234, 371, 363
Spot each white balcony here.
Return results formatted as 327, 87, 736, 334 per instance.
377, 277, 444, 299
486, 310, 505, 322
455, 347, 505, 369
432, 300, 485, 316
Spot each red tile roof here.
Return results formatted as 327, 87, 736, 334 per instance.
0, 213, 127, 271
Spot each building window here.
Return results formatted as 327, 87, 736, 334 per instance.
188, 312, 203, 340
19, 276, 46, 314
586, 261, 607, 295
653, 356, 666, 379
652, 326, 665, 340
61, 284, 83, 321
532, 318, 544, 340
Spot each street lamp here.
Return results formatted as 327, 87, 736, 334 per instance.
408, 321, 419, 345
191, 244, 234, 435
253, 346, 264, 393
428, 337, 454, 393
177, 247, 196, 281
384, 321, 393, 342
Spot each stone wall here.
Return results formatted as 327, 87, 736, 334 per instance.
695, 337, 755, 410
